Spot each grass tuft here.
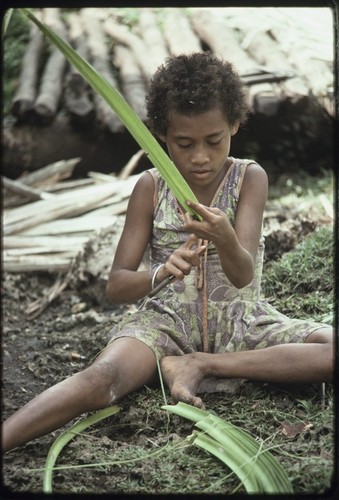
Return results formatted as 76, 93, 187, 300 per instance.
262, 225, 334, 323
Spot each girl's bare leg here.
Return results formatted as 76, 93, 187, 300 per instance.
160, 328, 334, 408
2, 338, 157, 453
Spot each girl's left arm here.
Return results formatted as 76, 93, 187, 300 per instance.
184, 163, 268, 288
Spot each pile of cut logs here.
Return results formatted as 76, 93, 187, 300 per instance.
10, 7, 334, 132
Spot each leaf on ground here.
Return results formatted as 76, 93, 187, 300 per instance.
280, 421, 313, 438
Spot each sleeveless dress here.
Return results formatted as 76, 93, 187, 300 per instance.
108, 158, 327, 380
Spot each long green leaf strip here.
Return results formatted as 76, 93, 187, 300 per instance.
22, 9, 201, 219
43, 406, 121, 493
163, 402, 293, 494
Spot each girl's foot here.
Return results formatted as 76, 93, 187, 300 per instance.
160, 354, 205, 408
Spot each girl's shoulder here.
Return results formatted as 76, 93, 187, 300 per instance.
229, 157, 266, 186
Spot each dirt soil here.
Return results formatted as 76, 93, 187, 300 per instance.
1, 188, 336, 496
1, 271, 129, 494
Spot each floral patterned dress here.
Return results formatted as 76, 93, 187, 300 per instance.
108, 158, 326, 373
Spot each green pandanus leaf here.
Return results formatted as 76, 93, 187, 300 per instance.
163, 402, 293, 494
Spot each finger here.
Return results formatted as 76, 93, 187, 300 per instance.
182, 233, 198, 249
186, 200, 213, 219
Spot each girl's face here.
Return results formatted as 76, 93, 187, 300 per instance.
160, 108, 239, 196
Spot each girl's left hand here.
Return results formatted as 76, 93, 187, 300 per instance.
183, 200, 230, 245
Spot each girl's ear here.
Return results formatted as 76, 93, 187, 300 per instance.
158, 134, 167, 143
230, 122, 240, 136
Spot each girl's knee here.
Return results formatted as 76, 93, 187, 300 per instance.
79, 362, 120, 408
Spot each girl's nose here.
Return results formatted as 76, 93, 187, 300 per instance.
191, 147, 209, 165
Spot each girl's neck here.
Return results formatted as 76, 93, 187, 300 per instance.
191, 157, 233, 206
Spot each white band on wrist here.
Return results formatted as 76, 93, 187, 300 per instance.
151, 264, 165, 290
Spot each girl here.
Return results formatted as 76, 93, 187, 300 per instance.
2, 53, 333, 453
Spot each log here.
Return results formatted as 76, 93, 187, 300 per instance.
80, 8, 123, 133
190, 10, 256, 73
163, 8, 202, 55
268, 10, 333, 95
33, 9, 68, 125
103, 16, 157, 80
11, 12, 45, 120
64, 12, 95, 128
114, 45, 147, 121
215, 8, 310, 96
137, 8, 169, 65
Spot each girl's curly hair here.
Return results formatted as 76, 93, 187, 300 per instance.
146, 52, 249, 136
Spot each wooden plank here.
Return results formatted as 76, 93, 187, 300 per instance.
3, 256, 72, 273
3, 235, 88, 250
45, 178, 94, 192
3, 181, 127, 226
2, 176, 54, 201
4, 247, 80, 257
18, 158, 81, 188
19, 215, 121, 236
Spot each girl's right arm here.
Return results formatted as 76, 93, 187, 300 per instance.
107, 171, 208, 304
106, 172, 155, 303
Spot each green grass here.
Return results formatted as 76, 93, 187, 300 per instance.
262, 225, 334, 323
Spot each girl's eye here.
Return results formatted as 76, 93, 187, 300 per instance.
208, 139, 222, 146
177, 143, 191, 149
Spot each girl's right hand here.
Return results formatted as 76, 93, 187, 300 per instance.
157, 234, 207, 282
